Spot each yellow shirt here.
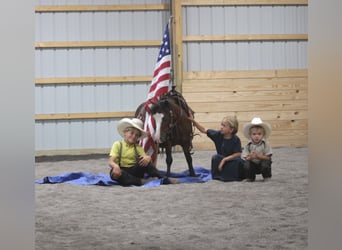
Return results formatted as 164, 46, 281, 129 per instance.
109, 141, 146, 167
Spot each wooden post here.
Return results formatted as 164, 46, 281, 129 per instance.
171, 0, 183, 93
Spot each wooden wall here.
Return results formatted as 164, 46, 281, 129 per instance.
35, 0, 308, 155
173, 0, 308, 150
182, 69, 308, 150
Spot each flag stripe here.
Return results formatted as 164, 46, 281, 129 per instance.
152, 58, 171, 79
142, 23, 171, 162
147, 58, 171, 98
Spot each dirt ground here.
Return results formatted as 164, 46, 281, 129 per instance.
35, 147, 308, 250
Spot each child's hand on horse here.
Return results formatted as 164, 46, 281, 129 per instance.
188, 112, 194, 121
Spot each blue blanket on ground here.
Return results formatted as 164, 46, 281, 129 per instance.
35, 166, 212, 187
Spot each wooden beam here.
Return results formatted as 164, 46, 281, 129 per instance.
35, 40, 161, 49
35, 4, 170, 12
35, 76, 151, 85
192, 110, 308, 121
181, 0, 308, 6
183, 77, 308, 92
172, 0, 184, 92
35, 112, 135, 121
35, 148, 111, 157
183, 89, 307, 103
193, 134, 307, 149
35, 69, 307, 85
188, 100, 308, 112
200, 119, 308, 131
184, 69, 307, 79
183, 34, 308, 42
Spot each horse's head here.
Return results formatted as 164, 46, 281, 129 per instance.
149, 97, 179, 143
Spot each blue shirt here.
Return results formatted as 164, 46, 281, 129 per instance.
207, 129, 242, 157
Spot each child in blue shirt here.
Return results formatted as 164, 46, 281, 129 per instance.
189, 115, 244, 181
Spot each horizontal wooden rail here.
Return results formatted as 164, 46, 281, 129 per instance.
35, 76, 151, 85
181, 0, 307, 6
183, 34, 308, 42
35, 70, 307, 86
35, 111, 135, 121
188, 100, 308, 112
35, 148, 111, 157
35, 40, 161, 49
35, 4, 169, 12
35, 35, 307, 49
184, 69, 308, 79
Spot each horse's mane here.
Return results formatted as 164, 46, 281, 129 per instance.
135, 88, 194, 123
160, 89, 194, 117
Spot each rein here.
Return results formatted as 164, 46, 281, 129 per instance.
164, 101, 186, 140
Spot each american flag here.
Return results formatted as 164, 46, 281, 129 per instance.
142, 23, 171, 162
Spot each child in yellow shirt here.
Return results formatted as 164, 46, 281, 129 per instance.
108, 118, 177, 186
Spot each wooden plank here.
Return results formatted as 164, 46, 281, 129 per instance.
183, 89, 307, 103
183, 77, 308, 92
35, 70, 307, 85
184, 69, 307, 79
194, 119, 308, 132
35, 112, 135, 121
35, 148, 110, 157
183, 34, 307, 42
35, 4, 169, 12
181, 0, 308, 6
172, 0, 184, 92
35, 76, 151, 85
246, 134, 308, 147
35, 40, 160, 49
192, 110, 308, 122
275, 70, 308, 78
193, 132, 307, 149
192, 138, 307, 150
188, 100, 308, 112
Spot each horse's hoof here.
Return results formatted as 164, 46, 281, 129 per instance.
163, 177, 179, 184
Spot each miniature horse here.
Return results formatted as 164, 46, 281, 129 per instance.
135, 91, 196, 177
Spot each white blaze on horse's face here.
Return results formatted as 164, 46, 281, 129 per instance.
152, 112, 164, 143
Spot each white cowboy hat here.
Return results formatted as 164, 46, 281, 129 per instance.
243, 117, 272, 139
117, 118, 147, 140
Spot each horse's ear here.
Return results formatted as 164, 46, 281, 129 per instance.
148, 101, 158, 113
159, 98, 169, 108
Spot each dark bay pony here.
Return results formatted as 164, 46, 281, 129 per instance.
135, 90, 196, 177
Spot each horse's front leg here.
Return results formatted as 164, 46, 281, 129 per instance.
182, 145, 196, 177
165, 145, 173, 177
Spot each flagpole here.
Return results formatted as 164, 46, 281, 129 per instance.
169, 0, 175, 90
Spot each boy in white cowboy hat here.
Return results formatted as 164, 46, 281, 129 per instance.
108, 118, 178, 186
241, 117, 273, 182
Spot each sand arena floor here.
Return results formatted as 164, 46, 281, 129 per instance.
35, 147, 308, 250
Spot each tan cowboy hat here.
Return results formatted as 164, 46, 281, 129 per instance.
243, 117, 272, 139
117, 118, 147, 140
